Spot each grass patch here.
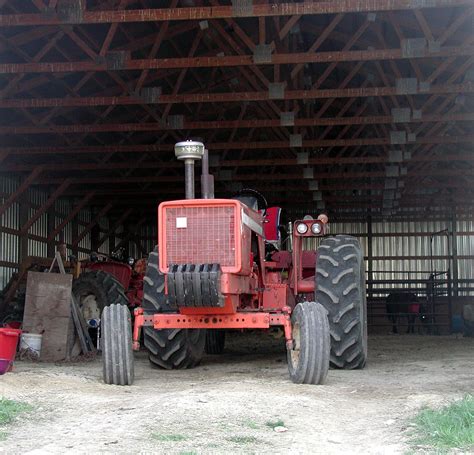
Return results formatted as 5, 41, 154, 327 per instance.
151, 432, 187, 442
0, 398, 32, 442
227, 436, 259, 445
265, 419, 285, 430
409, 395, 474, 452
244, 419, 259, 429
0, 398, 32, 425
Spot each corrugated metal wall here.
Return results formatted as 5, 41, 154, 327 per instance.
98, 216, 110, 255
77, 206, 91, 260
303, 219, 473, 296
28, 187, 48, 258
0, 176, 20, 288
456, 220, 474, 295
0, 176, 156, 289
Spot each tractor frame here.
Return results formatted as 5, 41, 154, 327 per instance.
132, 199, 325, 353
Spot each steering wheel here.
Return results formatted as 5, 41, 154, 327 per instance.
235, 188, 268, 216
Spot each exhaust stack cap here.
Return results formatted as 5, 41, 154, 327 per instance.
175, 140, 205, 161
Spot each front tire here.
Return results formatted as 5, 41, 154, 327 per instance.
102, 304, 134, 385
142, 247, 206, 369
315, 235, 368, 369
287, 302, 330, 385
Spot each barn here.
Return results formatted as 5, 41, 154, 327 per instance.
0, 1, 473, 453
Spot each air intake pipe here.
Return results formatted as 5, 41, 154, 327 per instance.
174, 140, 204, 199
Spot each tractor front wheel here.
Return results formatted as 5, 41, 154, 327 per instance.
142, 247, 206, 369
287, 301, 330, 385
102, 304, 134, 385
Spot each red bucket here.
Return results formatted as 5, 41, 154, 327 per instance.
0, 328, 22, 375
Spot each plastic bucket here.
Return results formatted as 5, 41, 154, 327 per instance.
0, 328, 22, 375
19, 333, 43, 359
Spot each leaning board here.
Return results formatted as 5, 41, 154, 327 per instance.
23, 271, 74, 361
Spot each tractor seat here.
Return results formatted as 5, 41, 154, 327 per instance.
234, 196, 259, 211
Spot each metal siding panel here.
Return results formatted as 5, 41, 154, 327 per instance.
0, 232, 18, 263
78, 232, 91, 252
0, 267, 16, 289
128, 242, 138, 259
78, 208, 91, 223
98, 216, 109, 255
0, 176, 20, 230
27, 238, 47, 257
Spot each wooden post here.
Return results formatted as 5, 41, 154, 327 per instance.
451, 211, 459, 298
367, 214, 373, 299
72, 216, 79, 257
18, 193, 29, 265
46, 204, 55, 258
109, 230, 116, 256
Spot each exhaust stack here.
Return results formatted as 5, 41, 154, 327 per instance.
201, 148, 214, 199
174, 140, 204, 199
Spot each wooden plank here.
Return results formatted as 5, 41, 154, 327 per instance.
22, 271, 73, 361
71, 294, 94, 354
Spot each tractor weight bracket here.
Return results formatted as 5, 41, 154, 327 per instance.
132, 308, 154, 351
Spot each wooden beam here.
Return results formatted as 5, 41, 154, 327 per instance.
47, 191, 95, 241
0, 46, 471, 74
1, 82, 470, 109
19, 179, 72, 234
96, 208, 133, 248
0, 1, 470, 27
72, 203, 114, 247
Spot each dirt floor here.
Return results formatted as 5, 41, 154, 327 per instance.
1, 334, 473, 454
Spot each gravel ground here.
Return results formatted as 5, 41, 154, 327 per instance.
0, 333, 473, 454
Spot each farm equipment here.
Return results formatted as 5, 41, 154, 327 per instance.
1, 249, 145, 339
72, 250, 146, 328
102, 141, 367, 385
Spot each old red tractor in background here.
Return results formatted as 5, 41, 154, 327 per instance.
72, 249, 145, 330
102, 141, 367, 385
0, 247, 145, 337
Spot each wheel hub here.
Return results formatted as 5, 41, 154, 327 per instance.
80, 294, 101, 324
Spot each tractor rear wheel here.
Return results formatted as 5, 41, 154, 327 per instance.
287, 301, 330, 385
315, 235, 368, 369
72, 270, 128, 323
205, 330, 226, 355
102, 304, 134, 385
142, 247, 206, 369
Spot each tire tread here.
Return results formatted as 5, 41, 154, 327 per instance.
315, 236, 368, 369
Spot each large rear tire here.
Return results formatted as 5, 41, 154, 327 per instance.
102, 304, 134, 385
72, 270, 128, 321
315, 235, 368, 369
205, 330, 226, 355
287, 301, 330, 385
142, 247, 206, 369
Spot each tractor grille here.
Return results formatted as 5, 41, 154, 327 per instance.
165, 205, 236, 267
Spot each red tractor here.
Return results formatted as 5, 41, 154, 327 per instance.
70, 251, 145, 350
0, 250, 144, 335
102, 141, 367, 385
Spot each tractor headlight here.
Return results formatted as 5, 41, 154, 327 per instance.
311, 222, 322, 235
296, 223, 308, 235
